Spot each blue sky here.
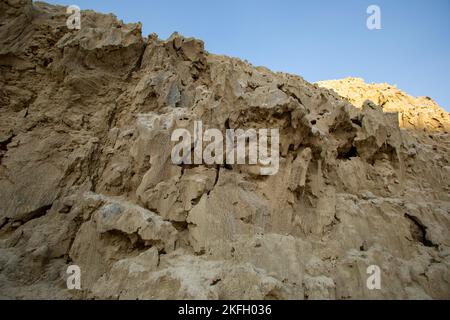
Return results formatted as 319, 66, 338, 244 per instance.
46, 0, 450, 111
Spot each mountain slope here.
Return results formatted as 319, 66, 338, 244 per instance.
0, 0, 449, 299
317, 77, 450, 132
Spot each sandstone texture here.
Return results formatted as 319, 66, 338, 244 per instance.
317, 77, 450, 133
0, 0, 449, 299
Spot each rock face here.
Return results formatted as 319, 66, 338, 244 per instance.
317, 78, 450, 133
1, 0, 449, 299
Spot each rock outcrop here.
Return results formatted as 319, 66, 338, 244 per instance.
1, 1, 449, 299
317, 77, 450, 133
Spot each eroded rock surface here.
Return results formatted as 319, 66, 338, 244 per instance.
317, 77, 450, 133
1, 1, 449, 299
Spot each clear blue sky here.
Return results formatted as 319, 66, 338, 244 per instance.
45, 0, 450, 111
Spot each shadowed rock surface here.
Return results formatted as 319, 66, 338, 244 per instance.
317, 77, 450, 133
0, 0, 449, 299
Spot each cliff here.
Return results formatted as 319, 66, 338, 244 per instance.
0, 0, 449, 299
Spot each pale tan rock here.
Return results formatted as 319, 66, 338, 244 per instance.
0, 0, 449, 300
289, 147, 312, 190
317, 77, 450, 132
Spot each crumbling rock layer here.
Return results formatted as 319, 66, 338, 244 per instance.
1, 0, 450, 299
317, 77, 450, 133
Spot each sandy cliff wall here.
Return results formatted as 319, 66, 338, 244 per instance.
0, 0, 449, 299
